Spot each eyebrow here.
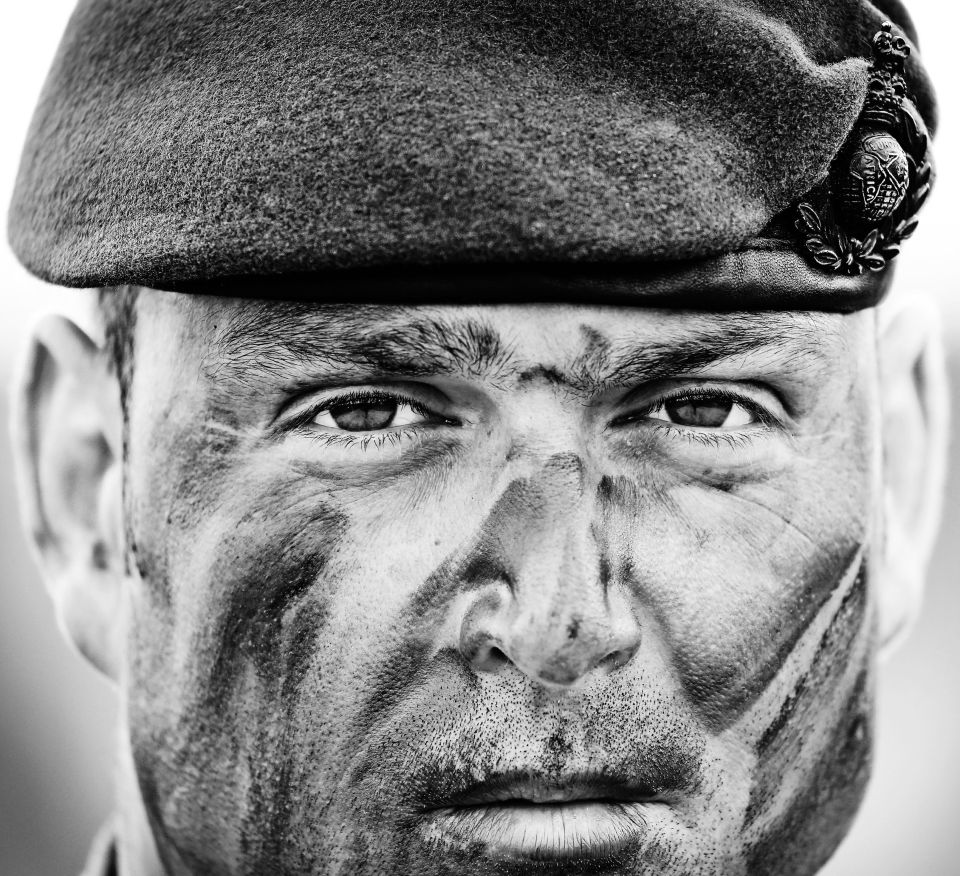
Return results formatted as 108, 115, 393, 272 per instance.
213, 303, 515, 384
211, 304, 834, 392
580, 316, 830, 391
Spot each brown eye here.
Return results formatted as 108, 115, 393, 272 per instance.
310, 395, 434, 432
664, 398, 733, 427
327, 401, 397, 431
646, 396, 756, 429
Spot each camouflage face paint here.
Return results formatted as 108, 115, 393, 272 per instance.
121, 296, 881, 875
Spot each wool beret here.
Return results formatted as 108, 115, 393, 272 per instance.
8, 0, 937, 310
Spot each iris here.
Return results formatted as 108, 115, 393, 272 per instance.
328, 400, 398, 431
663, 398, 734, 428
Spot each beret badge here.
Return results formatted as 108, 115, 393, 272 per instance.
795, 22, 933, 275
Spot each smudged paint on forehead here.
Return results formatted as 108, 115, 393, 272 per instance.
194, 296, 858, 405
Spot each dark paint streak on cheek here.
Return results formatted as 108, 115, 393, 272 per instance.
679, 536, 864, 722
230, 505, 347, 869
348, 551, 478, 745
745, 670, 873, 876
718, 543, 866, 718
744, 559, 870, 849
133, 500, 348, 874
250, 751, 298, 869
595, 470, 866, 728
130, 540, 169, 608
755, 561, 868, 758
205, 530, 338, 714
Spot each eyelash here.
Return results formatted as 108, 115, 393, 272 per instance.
283, 385, 778, 452
284, 388, 450, 451
615, 386, 778, 446
648, 423, 769, 450
306, 429, 425, 451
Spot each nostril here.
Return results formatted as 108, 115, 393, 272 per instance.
487, 646, 509, 665
600, 644, 639, 674
469, 642, 512, 674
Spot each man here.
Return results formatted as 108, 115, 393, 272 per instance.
6, 0, 948, 874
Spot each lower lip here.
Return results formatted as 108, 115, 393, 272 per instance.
420, 801, 649, 862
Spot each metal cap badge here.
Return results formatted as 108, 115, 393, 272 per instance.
796, 22, 934, 275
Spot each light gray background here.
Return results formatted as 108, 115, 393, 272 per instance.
2, 3, 958, 874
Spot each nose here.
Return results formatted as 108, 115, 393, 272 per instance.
457, 454, 641, 690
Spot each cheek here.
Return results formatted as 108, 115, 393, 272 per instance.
126, 429, 521, 873
597, 447, 876, 869
742, 562, 874, 874
599, 442, 874, 729
674, 483, 868, 726
125, 413, 484, 864
126, 432, 392, 870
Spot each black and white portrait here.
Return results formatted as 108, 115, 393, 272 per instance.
1, 2, 957, 874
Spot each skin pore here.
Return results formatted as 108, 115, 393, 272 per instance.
99, 291, 882, 876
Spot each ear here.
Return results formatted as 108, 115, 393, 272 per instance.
875, 295, 950, 659
11, 314, 126, 680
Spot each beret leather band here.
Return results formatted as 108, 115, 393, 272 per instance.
7, 0, 935, 311
167, 245, 893, 313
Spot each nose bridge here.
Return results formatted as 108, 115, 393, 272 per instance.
458, 452, 641, 689
514, 458, 601, 617
510, 450, 591, 585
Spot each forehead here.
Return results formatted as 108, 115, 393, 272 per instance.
140, 292, 871, 385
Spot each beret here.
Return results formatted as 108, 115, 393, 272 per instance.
7, 0, 937, 310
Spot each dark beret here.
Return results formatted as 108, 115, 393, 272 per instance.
7, 0, 937, 310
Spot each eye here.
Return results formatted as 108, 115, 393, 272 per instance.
632, 391, 764, 430
312, 393, 431, 432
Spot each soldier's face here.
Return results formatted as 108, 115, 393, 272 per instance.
124, 291, 880, 876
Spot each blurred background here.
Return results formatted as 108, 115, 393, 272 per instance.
1, 3, 958, 875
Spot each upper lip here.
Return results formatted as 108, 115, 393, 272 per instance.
422, 769, 663, 810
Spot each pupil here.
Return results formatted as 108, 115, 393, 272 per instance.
329, 401, 397, 431
665, 398, 732, 428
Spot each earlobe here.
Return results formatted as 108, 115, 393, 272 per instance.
875, 295, 950, 658
11, 314, 126, 680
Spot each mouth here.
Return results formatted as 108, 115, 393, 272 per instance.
418, 771, 665, 863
